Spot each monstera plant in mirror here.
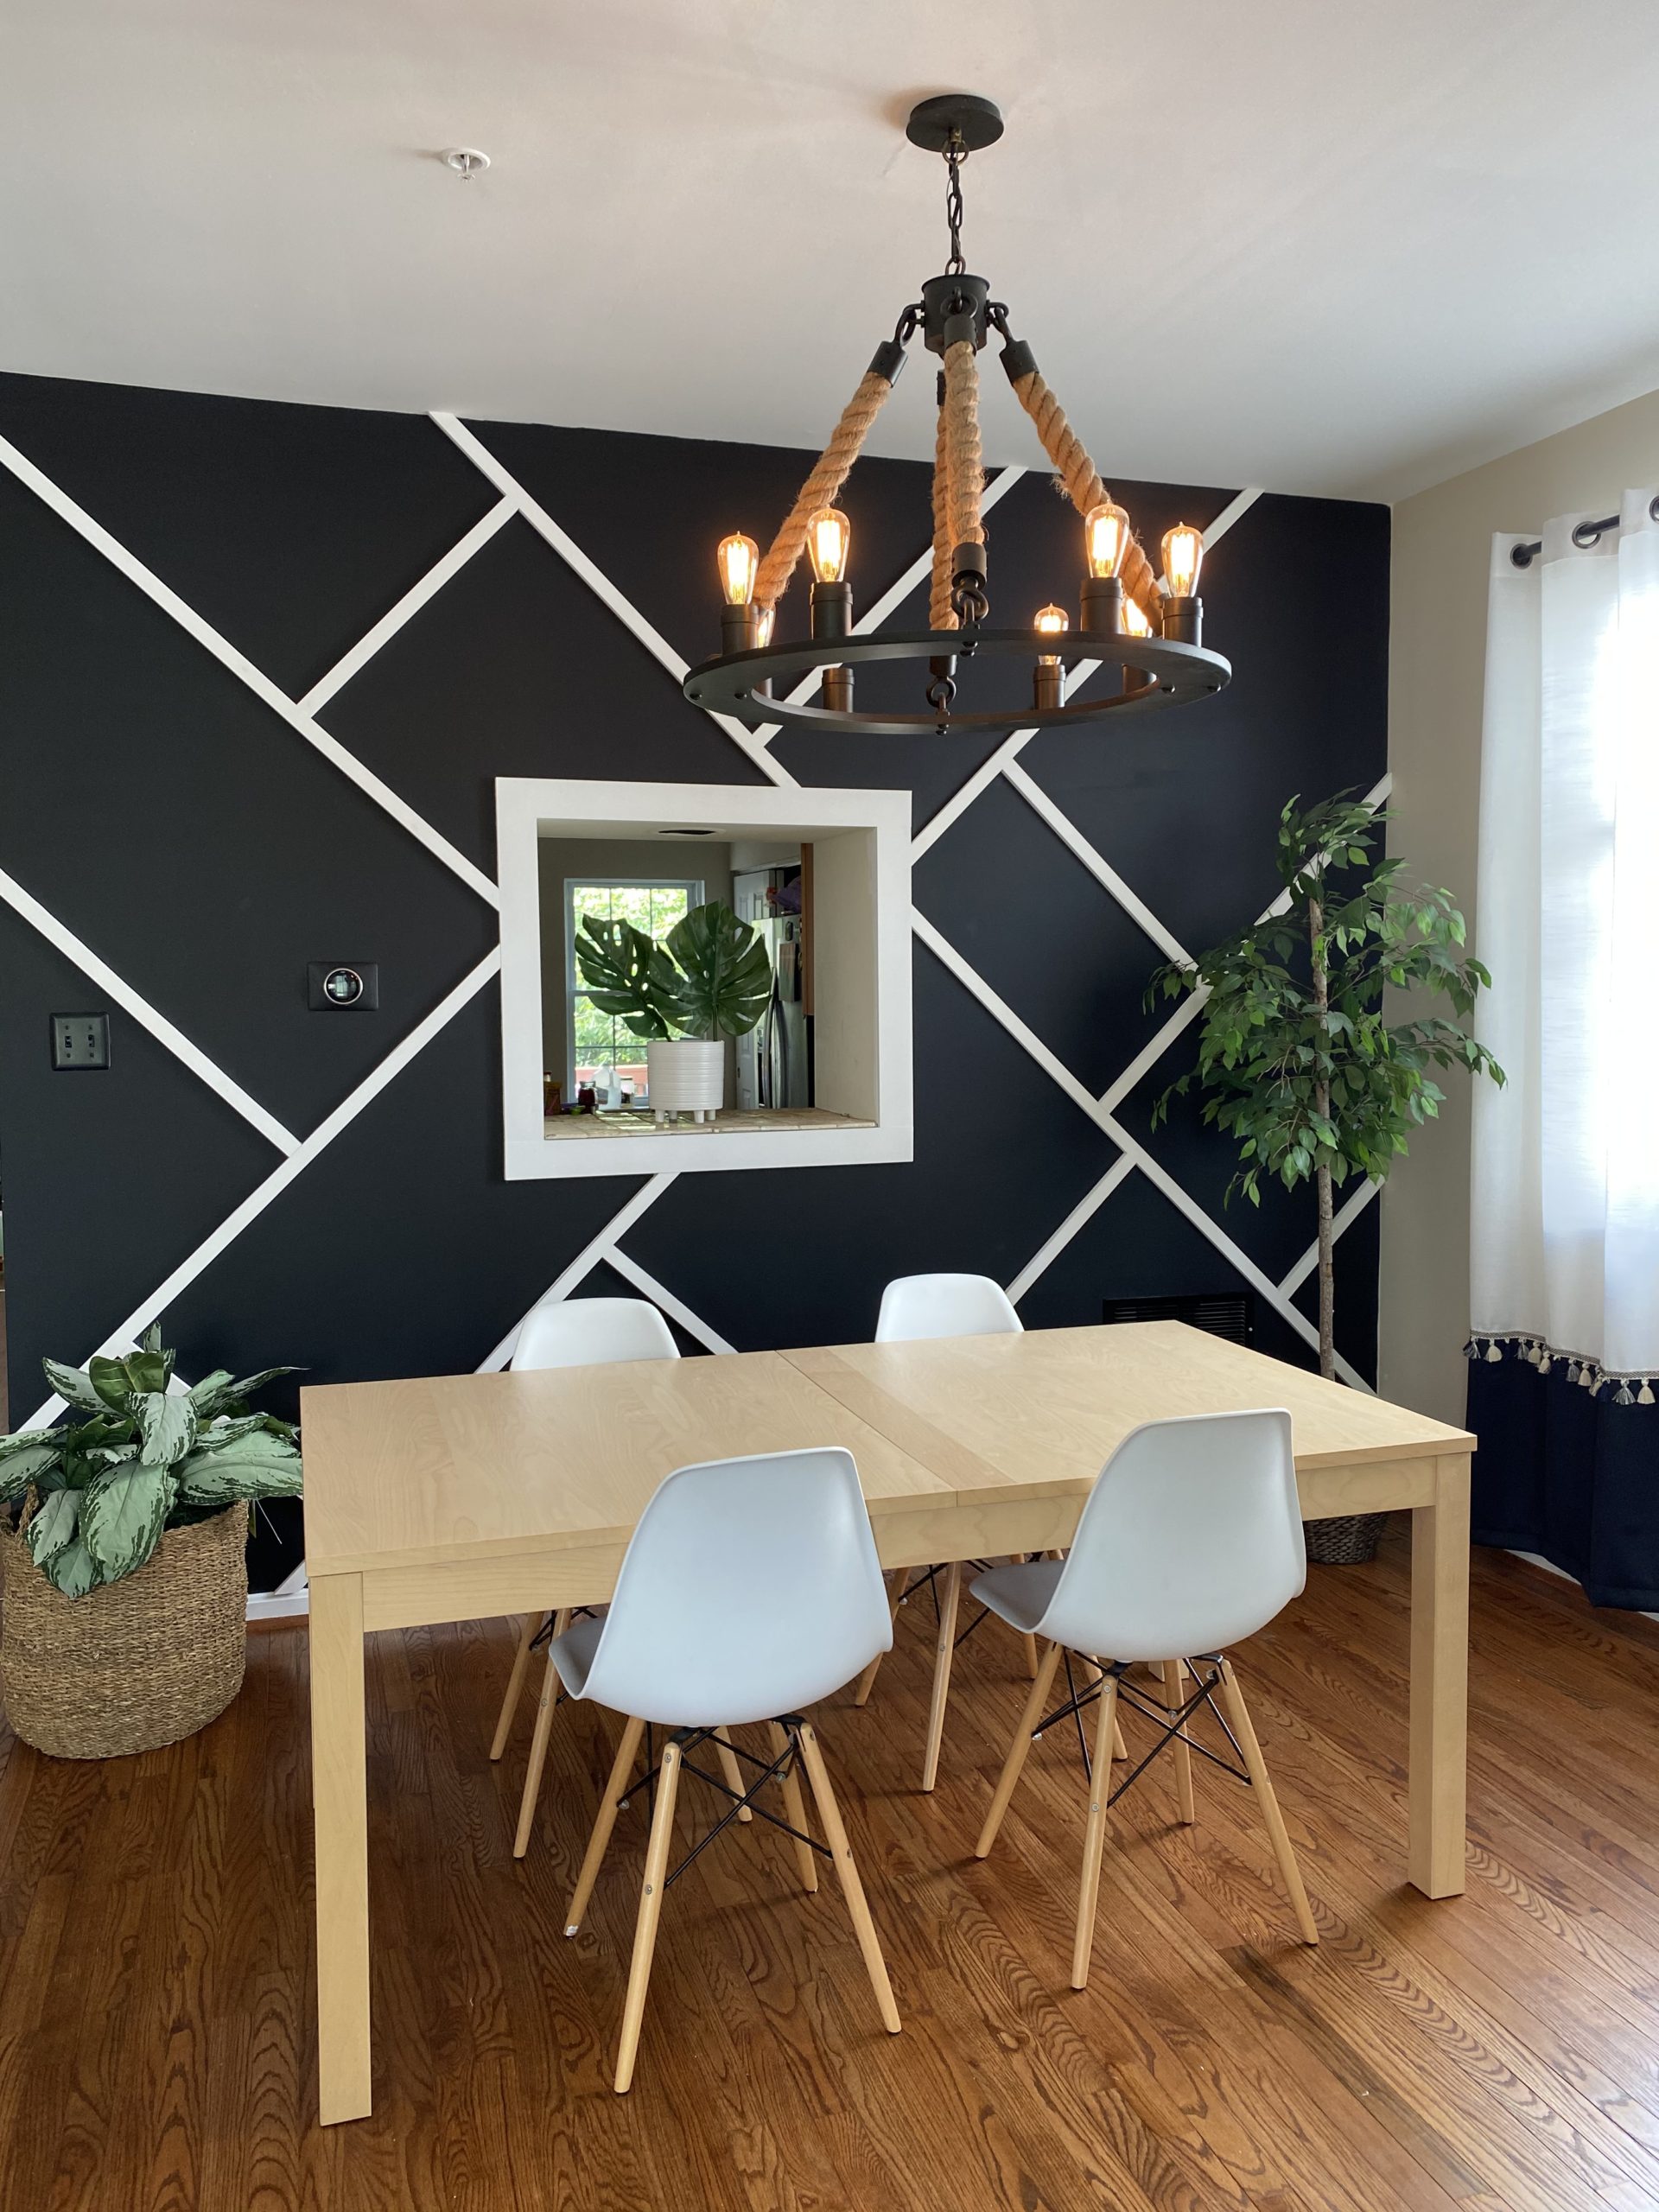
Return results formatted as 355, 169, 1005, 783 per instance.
576, 898, 771, 1122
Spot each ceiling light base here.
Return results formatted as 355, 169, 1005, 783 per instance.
905, 94, 1005, 155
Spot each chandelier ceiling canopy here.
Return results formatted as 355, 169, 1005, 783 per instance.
683, 93, 1231, 739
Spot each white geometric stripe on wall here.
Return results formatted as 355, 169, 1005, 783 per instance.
0, 420, 1376, 1588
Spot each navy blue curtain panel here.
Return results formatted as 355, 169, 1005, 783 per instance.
1468, 1353, 1659, 1609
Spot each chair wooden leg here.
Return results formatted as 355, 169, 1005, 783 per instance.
1071, 1671, 1121, 1989
854, 1570, 906, 1707
920, 1560, 963, 1792
1217, 1658, 1319, 1945
566, 1713, 645, 1935
768, 1722, 819, 1894
512, 1637, 566, 1859
975, 1641, 1062, 1859
491, 1611, 547, 1760
795, 1722, 900, 2035
1081, 1656, 1129, 1760
1162, 1658, 1196, 1824
712, 1727, 753, 1823
613, 1735, 684, 2093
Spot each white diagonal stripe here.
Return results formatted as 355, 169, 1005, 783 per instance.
20, 950, 502, 1430
1001, 760, 1193, 967
475, 1172, 680, 1370
0, 862, 300, 1155
1279, 1175, 1382, 1297
297, 495, 516, 715
429, 412, 798, 791
1006, 1154, 1137, 1307
606, 1246, 737, 1356
0, 431, 501, 908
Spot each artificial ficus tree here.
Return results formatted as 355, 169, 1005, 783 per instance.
1150, 792, 1504, 1380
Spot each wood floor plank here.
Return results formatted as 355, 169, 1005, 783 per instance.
7, 1535, 1659, 2209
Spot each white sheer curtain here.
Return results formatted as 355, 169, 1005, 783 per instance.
1472, 490, 1659, 1397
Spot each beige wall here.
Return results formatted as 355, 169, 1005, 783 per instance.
1382, 385, 1659, 1421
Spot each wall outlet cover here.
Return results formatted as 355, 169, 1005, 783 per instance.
52, 1012, 111, 1069
308, 962, 379, 1010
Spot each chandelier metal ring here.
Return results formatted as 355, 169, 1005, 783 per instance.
684, 629, 1231, 738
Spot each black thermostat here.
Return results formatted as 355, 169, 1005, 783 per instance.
308, 962, 379, 1011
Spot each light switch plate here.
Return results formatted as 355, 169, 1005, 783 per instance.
52, 1012, 110, 1069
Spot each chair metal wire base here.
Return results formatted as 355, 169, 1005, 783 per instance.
1033, 1656, 1251, 1804
621, 1720, 833, 1890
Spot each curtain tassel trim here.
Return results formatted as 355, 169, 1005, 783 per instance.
1464, 1333, 1657, 1405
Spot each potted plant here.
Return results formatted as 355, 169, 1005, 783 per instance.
1149, 792, 1503, 1562
0, 1327, 303, 1758
575, 898, 771, 1122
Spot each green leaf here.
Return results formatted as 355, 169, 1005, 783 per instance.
81, 1463, 173, 1584
176, 1427, 303, 1504
41, 1358, 104, 1412
574, 915, 672, 1039
136, 1391, 197, 1469
0, 1440, 61, 1501
657, 901, 772, 1041
45, 1537, 97, 1599
140, 1322, 163, 1357
26, 1484, 81, 1567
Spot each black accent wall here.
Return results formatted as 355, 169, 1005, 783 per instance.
0, 372, 1389, 1588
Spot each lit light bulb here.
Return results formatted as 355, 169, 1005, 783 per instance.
1161, 522, 1204, 600
717, 532, 759, 607
806, 506, 851, 585
1034, 603, 1069, 665
1084, 501, 1131, 580
1122, 596, 1152, 638
754, 606, 774, 648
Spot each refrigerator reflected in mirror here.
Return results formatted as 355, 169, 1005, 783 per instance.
734, 861, 813, 1112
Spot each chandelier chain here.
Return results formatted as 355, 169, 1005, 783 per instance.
944, 135, 968, 279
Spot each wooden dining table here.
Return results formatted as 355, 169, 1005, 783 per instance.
302, 1319, 1474, 2124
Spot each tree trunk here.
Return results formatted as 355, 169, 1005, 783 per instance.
1309, 893, 1336, 1381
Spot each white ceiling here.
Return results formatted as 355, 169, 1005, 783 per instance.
9, 2, 1659, 500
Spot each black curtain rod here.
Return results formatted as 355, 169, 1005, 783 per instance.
1510, 492, 1659, 569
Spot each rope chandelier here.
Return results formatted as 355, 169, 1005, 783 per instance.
684, 93, 1232, 740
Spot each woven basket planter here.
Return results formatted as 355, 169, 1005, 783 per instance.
1304, 1511, 1387, 1567
0, 1501, 248, 1758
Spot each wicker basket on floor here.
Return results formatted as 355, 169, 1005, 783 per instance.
1303, 1511, 1387, 1566
0, 1501, 248, 1758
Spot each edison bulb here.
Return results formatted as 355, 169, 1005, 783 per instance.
1161, 522, 1204, 599
807, 506, 851, 585
754, 605, 774, 648
1122, 596, 1152, 638
717, 532, 759, 607
1034, 603, 1069, 664
1084, 501, 1131, 580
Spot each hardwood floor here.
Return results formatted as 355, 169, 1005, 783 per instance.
5, 1529, 1659, 2210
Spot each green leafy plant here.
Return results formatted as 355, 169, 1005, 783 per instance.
0, 1326, 303, 1598
576, 897, 771, 1043
1149, 792, 1504, 1378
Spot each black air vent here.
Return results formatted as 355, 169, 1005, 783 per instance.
1102, 1292, 1255, 1345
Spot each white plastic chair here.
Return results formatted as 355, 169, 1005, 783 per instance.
858, 1273, 1039, 1785
973, 1408, 1319, 1986
554, 1445, 901, 2092
490, 1297, 759, 1858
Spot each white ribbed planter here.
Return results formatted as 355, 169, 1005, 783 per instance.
646, 1038, 724, 1123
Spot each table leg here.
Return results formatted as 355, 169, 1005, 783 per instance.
1408, 1454, 1470, 1898
920, 1560, 962, 1794
310, 1571, 372, 2123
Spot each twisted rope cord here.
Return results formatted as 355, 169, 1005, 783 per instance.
929, 395, 957, 631
942, 340, 985, 555
1009, 366, 1163, 625
754, 368, 893, 613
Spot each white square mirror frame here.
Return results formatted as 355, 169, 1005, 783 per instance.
495, 777, 915, 1180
